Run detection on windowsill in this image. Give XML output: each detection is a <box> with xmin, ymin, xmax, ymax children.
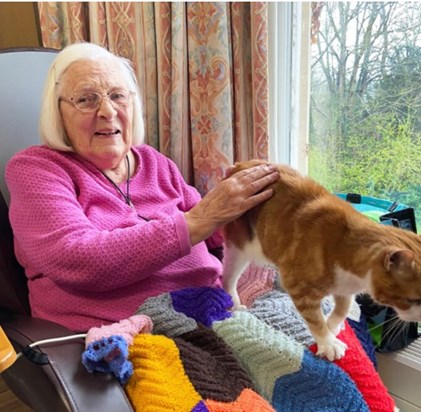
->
<box><xmin>377</xmin><ymin>337</ymin><xmax>421</xmax><ymax>411</ymax></box>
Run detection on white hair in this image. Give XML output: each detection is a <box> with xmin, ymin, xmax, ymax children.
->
<box><xmin>39</xmin><ymin>42</ymin><xmax>145</xmax><ymax>151</ymax></box>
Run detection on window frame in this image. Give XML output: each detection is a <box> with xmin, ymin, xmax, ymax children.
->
<box><xmin>268</xmin><ymin>2</ymin><xmax>311</xmax><ymax>174</ymax></box>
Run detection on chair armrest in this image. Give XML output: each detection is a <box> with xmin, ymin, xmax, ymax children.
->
<box><xmin>1</xmin><ymin>314</ymin><xmax>133</xmax><ymax>412</ymax></box>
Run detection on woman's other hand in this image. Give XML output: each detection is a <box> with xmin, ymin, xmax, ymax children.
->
<box><xmin>185</xmin><ymin>164</ymin><xmax>279</xmax><ymax>245</ymax></box>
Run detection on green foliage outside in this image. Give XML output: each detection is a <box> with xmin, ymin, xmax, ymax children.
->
<box><xmin>309</xmin><ymin>114</ymin><xmax>421</xmax><ymax>228</ymax></box>
<box><xmin>309</xmin><ymin>2</ymin><xmax>421</xmax><ymax>231</ymax></box>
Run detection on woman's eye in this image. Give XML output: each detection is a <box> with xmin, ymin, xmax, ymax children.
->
<box><xmin>76</xmin><ymin>94</ymin><xmax>97</xmax><ymax>104</ymax></box>
<box><xmin>110</xmin><ymin>91</ymin><xmax>126</xmax><ymax>101</ymax></box>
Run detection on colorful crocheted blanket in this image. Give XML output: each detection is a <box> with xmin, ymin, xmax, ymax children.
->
<box><xmin>82</xmin><ymin>266</ymin><xmax>396</xmax><ymax>412</ymax></box>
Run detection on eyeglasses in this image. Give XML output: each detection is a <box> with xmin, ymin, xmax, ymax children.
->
<box><xmin>59</xmin><ymin>89</ymin><xmax>134</xmax><ymax>113</ymax></box>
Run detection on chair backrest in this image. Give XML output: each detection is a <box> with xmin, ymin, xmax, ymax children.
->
<box><xmin>0</xmin><ymin>47</ymin><xmax>57</xmax><ymax>204</ymax></box>
<box><xmin>0</xmin><ymin>48</ymin><xmax>58</xmax><ymax>315</ymax></box>
<box><xmin>0</xmin><ymin>190</ymin><xmax>29</xmax><ymax>314</ymax></box>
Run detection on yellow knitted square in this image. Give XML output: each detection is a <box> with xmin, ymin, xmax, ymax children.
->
<box><xmin>126</xmin><ymin>334</ymin><xmax>202</xmax><ymax>411</ymax></box>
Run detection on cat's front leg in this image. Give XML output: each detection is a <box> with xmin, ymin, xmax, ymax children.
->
<box><xmin>222</xmin><ymin>243</ymin><xmax>249</xmax><ymax>310</ymax></box>
<box><xmin>327</xmin><ymin>294</ymin><xmax>353</xmax><ymax>336</ymax></box>
<box><xmin>293</xmin><ymin>296</ymin><xmax>348</xmax><ymax>361</ymax></box>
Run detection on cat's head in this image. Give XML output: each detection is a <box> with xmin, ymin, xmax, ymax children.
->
<box><xmin>371</xmin><ymin>241</ymin><xmax>421</xmax><ymax>321</ymax></box>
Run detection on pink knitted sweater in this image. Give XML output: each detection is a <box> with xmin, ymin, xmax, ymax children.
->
<box><xmin>6</xmin><ymin>145</ymin><xmax>223</xmax><ymax>332</ymax></box>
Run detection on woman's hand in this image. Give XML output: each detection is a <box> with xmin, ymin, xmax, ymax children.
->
<box><xmin>184</xmin><ymin>164</ymin><xmax>279</xmax><ymax>246</ymax></box>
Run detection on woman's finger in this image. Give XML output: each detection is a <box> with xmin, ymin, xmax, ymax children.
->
<box><xmin>247</xmin><ymin>170</ymin><xmax>279</xmax><ymax>194</ymax></box>
<box><xmin>234</xmin><ymin>164</ymin><xmax>277</xmax><ymax>182</ymax></box>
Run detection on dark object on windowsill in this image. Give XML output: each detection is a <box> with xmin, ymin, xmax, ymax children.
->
<box><xmin>380</xmin><ymin>207</ymin><xmax>417</xmax><ymax>233</ymax></box>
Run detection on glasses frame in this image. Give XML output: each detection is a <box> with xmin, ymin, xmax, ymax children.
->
<box><xmin>59</xmin><ymin>88</ymin><xmax>135</xmax><ymax>113</ymax></box>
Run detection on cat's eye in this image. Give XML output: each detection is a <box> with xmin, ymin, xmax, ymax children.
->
<box><xmin>406</xmin><ymin>298</ymin><xmax>421</xmax><ymax>305</ymax></box>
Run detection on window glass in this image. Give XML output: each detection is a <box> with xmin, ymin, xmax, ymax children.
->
<box><xmin>310</xmin><ymin>2</ymin><xmax>421</xmax><ymax>228</ymax></box>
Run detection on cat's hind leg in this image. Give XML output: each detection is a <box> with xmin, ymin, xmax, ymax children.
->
<box><xmin>327</xmin><ymin>295</ymin><xmax>353</xmax><ymax>336</ymax></box>
<box><xmin>222</xmin><ymin>243</ymin><xmax>250</xmax><ymax>310</ymax></box>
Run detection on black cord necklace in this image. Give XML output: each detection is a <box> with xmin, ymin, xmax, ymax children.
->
<box><xmin>101</xmin><ymin>155</ymin><xmax>133</xmax><ymax>207</ymax></box>
<box><xmin>99</xmin><ymin>155</ymin><xmax>150</xmax><ymax>221</ymax></box>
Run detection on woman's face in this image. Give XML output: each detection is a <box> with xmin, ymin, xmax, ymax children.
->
<box><xmin>58</xmin><ymin>59</ymin><xmax>134</xmax><ymax>170</ymax></box>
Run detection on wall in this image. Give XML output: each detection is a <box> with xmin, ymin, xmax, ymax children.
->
<box><xmin>0</xmin><ymin>2</ymin><xmax>40</xmax><ymax>49</ymax></box>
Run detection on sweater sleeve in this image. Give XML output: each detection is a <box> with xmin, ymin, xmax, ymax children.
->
<box><xmin>5</xmin><ymin>149</ymin><xmax>193</xmax><ymax>293</ymax></box>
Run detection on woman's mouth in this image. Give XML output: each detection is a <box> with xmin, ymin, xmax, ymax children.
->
<box><xmin>95</xmin><ymin>130</ymin><xmax>121</xmax><ymax>136</ymax></box>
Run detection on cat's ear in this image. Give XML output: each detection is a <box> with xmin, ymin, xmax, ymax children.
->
<box><xmin>383</xmin><ymin>248</ymin><xmax>415</xmax><ymax>272</ymax></box>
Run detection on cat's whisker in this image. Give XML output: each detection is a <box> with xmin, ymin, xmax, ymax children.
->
<box><xmin>378</xmin><ymin>316</ymin><xmax>408</xmax><ymax>347</ymax></box>
<box><xmin>386</xmin><ymin>324</ymin><xmax>406</xmax><ymax>347</ymax></box>
<box><xmin>382</xmin><ymin>321</ymin><xmax>400</xmax><ymax>344</ymax></box>
<box><xmin>368</xmin><ymin>315</ymin><xmax>399</xmax><ymax>331</ymax></box>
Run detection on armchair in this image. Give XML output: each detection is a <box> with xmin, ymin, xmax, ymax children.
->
<box><xmin>0</xmin><ymin>48</ymin><xmax>133</xmax><ymax>412</ymax></box>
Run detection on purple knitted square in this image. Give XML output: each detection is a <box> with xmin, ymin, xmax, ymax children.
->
<box><xmin>170</xmin><ymin>287</ymin><xmax>233</xmax><ymax>327</ymax></box>
<box><xmin>192</xmin><ymin>401</ymin><xmax>209</xmax><ymax>411</ymax></box>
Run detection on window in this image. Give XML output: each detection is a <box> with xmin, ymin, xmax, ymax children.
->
<box><xmin>269</xmin><ymin>2</ymin><xmax>420</xmax><ymax>228</ymax></box>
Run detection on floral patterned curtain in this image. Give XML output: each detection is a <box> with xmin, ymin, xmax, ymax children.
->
<box><xmin>38</xmin><ymin>2</ymin><xmax>269</xmax><ymax>195</ymax></box>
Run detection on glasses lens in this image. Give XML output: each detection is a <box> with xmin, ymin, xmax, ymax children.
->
<box><xmin>109</xmin><ymin>90</ymin><xmax>132</xmax><ymax>106</ymax></box>
<box><xmin>71</xmin><ymin>89</ymin><xmax>132</xmax><ymax>112</ymax></box>
<box><xmin>74</xmin><ymin>92</ymin><xmax>100</xmax><ymax>111</ymax></box>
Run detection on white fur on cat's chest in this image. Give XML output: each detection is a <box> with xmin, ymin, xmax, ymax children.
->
<box><xmin>331</xmin><ymin>266</ymin><xmax>371</xmax><ymax>295</ymax></box>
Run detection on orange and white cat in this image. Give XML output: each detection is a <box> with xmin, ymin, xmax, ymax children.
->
<box><xmin>222</xmin><ymin>160</ymin><xmax>421</xmax><ymax>361</ymax></box>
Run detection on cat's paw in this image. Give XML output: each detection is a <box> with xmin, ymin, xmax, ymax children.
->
<box><xmin>316</xmin><ymin>336</ymin><xmax>348</xmax><ymax>361</ymax></box>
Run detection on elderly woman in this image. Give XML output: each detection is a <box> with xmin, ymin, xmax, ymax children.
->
<box><xmin>5</xmin><ymin>43</ymin><xmax>278</xmax><ymax>332</ymax></box>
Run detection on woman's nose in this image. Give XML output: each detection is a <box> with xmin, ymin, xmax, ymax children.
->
<box><xmin>96</xmin><ymin>96</ymin><xmax>117</xmax><ymax>118</ymax></box>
